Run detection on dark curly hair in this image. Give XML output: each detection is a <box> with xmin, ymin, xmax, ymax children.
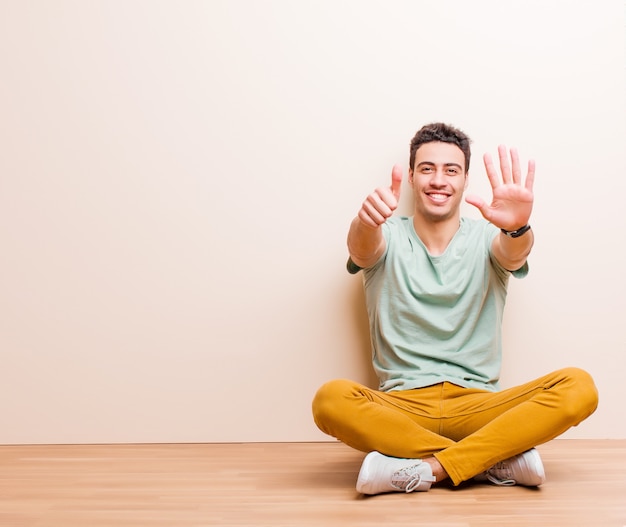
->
<box><xmin>409</xmin><ymin>123</ymin><xmax>472</xmax><ymax>173</ymax></box>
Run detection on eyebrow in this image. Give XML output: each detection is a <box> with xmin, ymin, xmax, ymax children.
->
<box><xmin>416</xmin><ymin>161</ymin><xmax>463</xmax><ymax>170</ymax></box>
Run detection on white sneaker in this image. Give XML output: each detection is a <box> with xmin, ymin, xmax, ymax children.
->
<box><xmin>356</xmin><ymin>451</ymin><xmax>436</xmax><ymax>495</ymax></box>
<box><xmin>475</xmin><ymin>448</ymin><xmax>546</xmax><ymax>487</ymax></box>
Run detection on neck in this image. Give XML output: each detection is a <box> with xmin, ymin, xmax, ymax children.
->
<box><xmin>412</xmin><ymin>214</ymin><xmax>461</xmax><ymax>256</ymax></box>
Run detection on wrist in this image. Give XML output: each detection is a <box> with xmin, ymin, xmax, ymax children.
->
<box><xmin>500</xmin><ymin>224</ymin><xmax>531</xmax><ymax>238</ymax></box>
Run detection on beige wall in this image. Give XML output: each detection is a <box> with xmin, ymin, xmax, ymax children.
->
<box><xmin>0</xmin><ymin>0</ymin><xmax>624</xmax><ymax>444</ymax></box>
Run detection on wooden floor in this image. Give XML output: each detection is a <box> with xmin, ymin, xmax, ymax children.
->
<box><xmin>1</xmin><ymin>440</ymin><xmax>624</xmax><ymax>527</ymax></box>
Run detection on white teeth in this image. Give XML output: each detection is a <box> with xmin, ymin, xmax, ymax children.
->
<box><xmin>428</xmin><ymin>193</ymin><xmax>448</xmax><ymax>201</ymax></box>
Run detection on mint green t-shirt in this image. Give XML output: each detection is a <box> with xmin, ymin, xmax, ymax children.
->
<box><xmin>362</xmin><ymin>216</ymin><xmax>528</xmax><ymax>393</ymax></box>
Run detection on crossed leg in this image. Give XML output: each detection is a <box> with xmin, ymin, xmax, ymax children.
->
<box><xmin>312</xmin><ymin>367</ymin><xmax>598</xmax><ymax>485</ymax></box>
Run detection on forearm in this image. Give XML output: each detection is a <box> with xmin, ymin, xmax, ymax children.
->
<box><xmin>492</xmin><ymin>227</ymin><xmax>534</xmax><ymax>271</ymax></box>
<box><xmin>347</xmin><ymin>217</ymin><xmax>386</xmax><ymax>269</ymax></box>
<box><xmin>348</xmin><ymin>165</ymin><xmax>402</xmax><ymax>268</ymax></box>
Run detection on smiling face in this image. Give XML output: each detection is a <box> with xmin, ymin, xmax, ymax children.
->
<box><xmin>409</xmin><ymin>141</ymin><xmax>468</xmax><ymax>223</ymax></box>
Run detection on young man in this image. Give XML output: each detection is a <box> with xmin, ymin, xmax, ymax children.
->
<box><xmin>312</xmin><ymin>122</ymin><xmax>598</xmax><ymax>495</ymax></box>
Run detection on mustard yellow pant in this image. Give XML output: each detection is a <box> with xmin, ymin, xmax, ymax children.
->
<box><xmin>312</xmin><ymin>367</ymin><xmax>598</xmax><ymax>485</ymax></box>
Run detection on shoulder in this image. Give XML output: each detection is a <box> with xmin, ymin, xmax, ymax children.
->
<box><xmin>380</xmin><ymin>216</ymin><xmax>414</xmax><ymax>247</ymax></box>
<box><xmin>384</xmin><ymin>216</ymin><xmax>413</xmax><ymax>233</ymax></box>
<box><xmin>361</xmin><ymin>217</ymin><xmax>414</xmax><ymax>276</ymax></box>
<box><xmin>459</xmin><ymin>217</ymin><xmax>499</xmax><ymax>247</ymax></box>
<box><xmin>461</xmin><ymin>216</ymin><xmax>497</xmax><ymax>234</ymax></box>
<box><xmin>460</xmin><ymin>218</ymin><xmax>529</xmax><ymax>280</ymax></box>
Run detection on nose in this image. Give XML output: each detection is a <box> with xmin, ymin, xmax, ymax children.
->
<box><xmin>430</xmin><ymin>168</ymin><xmax>446</xmax><ymax>186</ymax></box>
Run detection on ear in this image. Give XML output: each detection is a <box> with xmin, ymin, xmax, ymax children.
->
<box><xmin>464</xmin><ymin>172</ymin><xmax>469</xmax><ymax>189</ymax></box>
<box><xmin>408</xmin><ymin>168</ymin><xmax>414</xmax><ymax>183</ymax></box>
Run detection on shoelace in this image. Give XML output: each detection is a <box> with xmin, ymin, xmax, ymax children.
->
<box><xmin>484</xmin><ymin>462</ymin><xmax>516</xmax><ymax>486</ymax></box>
<box><xmin>391</xmin><ymin>465</ymin><xmax>427</xmax><ymax>493</ymax></box>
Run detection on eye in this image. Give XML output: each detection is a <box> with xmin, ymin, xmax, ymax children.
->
<box><xmin>421</xmin><ymin>166</ymin><xmax>433</xmax><ymax>173</ymax></box>
<box><xmin>446</xmin><ymin>167</ymin><xmax>459</xmax><ymax>175</ymax></box>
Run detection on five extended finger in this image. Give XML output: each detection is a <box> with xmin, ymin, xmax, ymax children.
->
<box><xmin>498</xmin><ymin>145</ymin><xmax>512</xmax><ymax>184</ymax></box>
<box><xmin>510</xmin><ymin>147</ymin><xmax>522</xmax><ymax>185</ymax></box>
<box><xmin>525</xmin><ymin>159</ymin><xmax>536</xmax><ymax>192</ymax></box>
<box><xmin>483</xmin><ymin>152</ymin><xmax>501</xmax><ymax>189</ymax></box>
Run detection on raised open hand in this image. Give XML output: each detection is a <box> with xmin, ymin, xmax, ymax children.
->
<box><xmin>358</xmin><ymin>165</ymin><xmax>403</xmax><ymax>228</ymax></box>
<box><xmin>465</xmin><ymin>145</ymin><xmax>535</xmax><ymax>231</ymax></box>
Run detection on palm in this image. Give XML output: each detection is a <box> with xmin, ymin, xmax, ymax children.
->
<box><xmin>465</xmin><ymin>146</ymin><xmax>535</xmax><ymax>231</ymax></box>
<box><xmin>483</xmin><ymin>184</ymin><xmax>533</xmax><ymax>230</ymax></box>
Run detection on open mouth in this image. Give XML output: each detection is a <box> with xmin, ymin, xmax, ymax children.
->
<box><xmin>426</xmin><ymin>192</ymin><xmax>450</xmax><ymax>203</ymax></box>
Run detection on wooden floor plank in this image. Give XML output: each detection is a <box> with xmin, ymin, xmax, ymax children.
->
<box><xmin>0</xmin><ymin>440</ymin><xmax>624</xmax><ymax>526</ymax></box>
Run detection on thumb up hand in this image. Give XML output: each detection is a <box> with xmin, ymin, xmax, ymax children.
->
<box><xmin>357</xmin><ymin>165</ymin><xmax>403</xmax><ymax>228</ymax></box>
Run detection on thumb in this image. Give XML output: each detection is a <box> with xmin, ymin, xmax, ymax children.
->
<box><xmin>391</xmin><ymin>164</ymin><xmax>403</xmax><ymax>200</ymax></box>
<box><xmin>465</xmin><ymin>194</ymin><xmax>489</xmax><ymax>218</ymax></box>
